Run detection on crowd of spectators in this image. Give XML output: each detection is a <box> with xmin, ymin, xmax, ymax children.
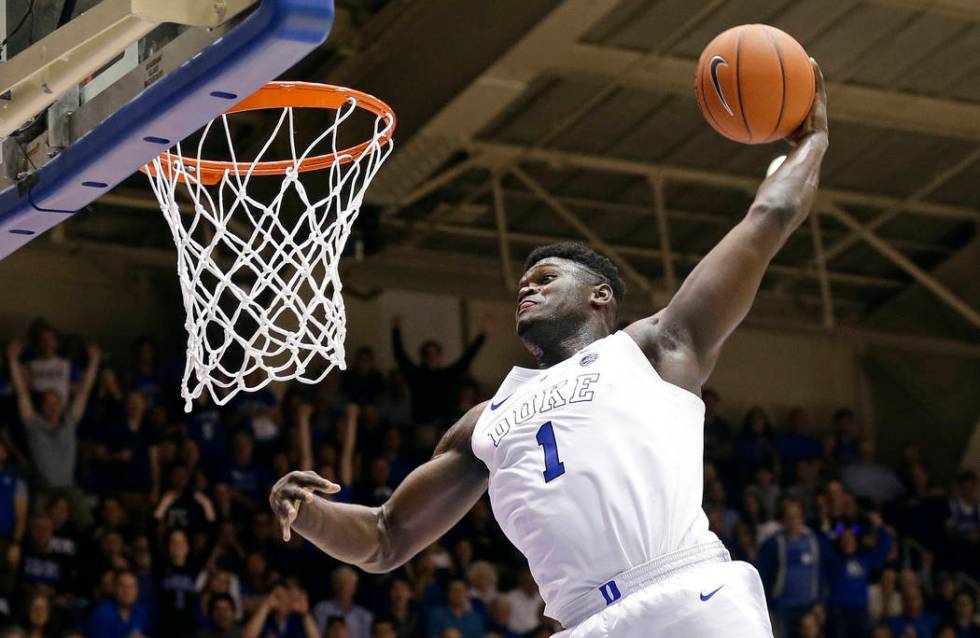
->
<box><xmin>0</xmin><ymin>317</ymin><xmax>976</xmax><ymax>638</ymax></box>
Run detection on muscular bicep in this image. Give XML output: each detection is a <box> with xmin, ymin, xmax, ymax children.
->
<box><xmin>378</xmin><ymin>403</ymin><xmax>489</xmax><ymax>568</ymax></box>
<box><xmin>632</xmin><ymin>211</ymin><xmax>784</xmax><ymax>384</ymax></box>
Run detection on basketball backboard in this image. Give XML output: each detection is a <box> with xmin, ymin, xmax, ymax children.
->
<box><xmin>0</xmin><ymin>0</ymin><xmax>336</xmax><ymax>259</ymax></box>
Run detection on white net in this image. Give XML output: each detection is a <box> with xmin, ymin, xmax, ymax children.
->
<box><xmin>145</xmin><ymin>90</ymin><xmax>394</xmax><ymax>411</ymax></box>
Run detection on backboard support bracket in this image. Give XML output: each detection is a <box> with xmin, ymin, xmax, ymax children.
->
<box><xmin>0</xmin><ymin>0</ymin><xmax>335</xmax><ymax>259</ymax></box>
<box><xmin>0</xmin><ymin>0</ymin><xmax>261</xmax><ymax>139</ymax></box>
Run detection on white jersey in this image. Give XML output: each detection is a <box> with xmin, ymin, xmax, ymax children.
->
<box><xmin>472</xmin><ymin>331</ymin><xmax>719</xmax><ymax>626</ymax></box>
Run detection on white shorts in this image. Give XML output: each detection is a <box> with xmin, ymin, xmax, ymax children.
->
<box><xmin>555</xmin><ymin>560</ymin><xmax>773</xmax><ymax>638</ymax></box>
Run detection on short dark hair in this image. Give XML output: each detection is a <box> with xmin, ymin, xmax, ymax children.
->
<box><xmin>524</xmin><ymin>242</ymin><xmax>626</xmax><ymax>302</ymax></box>
<box><xmin>208</xmin><ymin>593</ymin><xmax>235</xmax><ymax>616</ymax></box>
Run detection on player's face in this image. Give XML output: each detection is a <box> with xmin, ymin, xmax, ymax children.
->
<box><xmin>516</xmin><ymin>258</ymin><xmax>595</xmax><ymax>336</ymax></box>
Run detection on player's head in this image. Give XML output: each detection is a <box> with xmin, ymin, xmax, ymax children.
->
<box><xmin>517</xmin><ymin>242</ymin><xmax>625</xmax><ymax>346</ymax></box>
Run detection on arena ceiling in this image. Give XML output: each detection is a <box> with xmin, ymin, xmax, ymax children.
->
<box><xmin>24</xmin><ymin>0</ymin><xmax>980</xmax><ymax>353</ymax></box>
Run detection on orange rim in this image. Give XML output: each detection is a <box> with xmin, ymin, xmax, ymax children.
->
<box><xmin>142</xmin><ymin>81</ymin><xmax>396</xmax><ymax>186</ymax></box>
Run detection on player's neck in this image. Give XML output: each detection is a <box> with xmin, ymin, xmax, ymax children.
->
<box><xmin>522</xmin><ymin>320</ymin><xmax>608</xmax><ymax>368</ymax></box>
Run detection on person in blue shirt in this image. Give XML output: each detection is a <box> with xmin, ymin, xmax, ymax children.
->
<box><xmin>223</xmin><ymin>431</ymin><xmax>271</xmax><ymax>506</ymax></box>
<box><xmin>0</xmin><ymin>437</ymin><xmax>27</xmax><ymax>592</ymax></box>
<box><xmin>888</xmin><ymin>585</ymin><xmax>940</xmax><ymax>638</ymax></box>
<box><xmin>823</xmin><ymin>511</ymin><xmax>893</xmax><ymax>638</ymax></box>
<box><xmin>426</xmin><ymin>579</ymin><xmax>485</xmax><ymax>638</ymax></box>
<box><xmin>128</xmin><ymin>337</ymin><xmax>164</xmax><ymax>407</ymax></box>
<box><xmin>775</xmin><ymin>407</ymin><xmax>823</xmax><ymax>476</ymax></box>
<box><xmin>186</xmin><ymin>391</ymin><xmax>229</xmax><ymax>477</ymax></box>
<box><xmin>757</xmin><ymin>499</ymin><xmax>821</xmax><ymax>638</ymax></box>
<box><xmin>85</xmin><ymin>570</ymin><xmax>151</xmax><ymax>638</ymax></box>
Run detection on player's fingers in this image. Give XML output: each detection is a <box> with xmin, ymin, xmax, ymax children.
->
<box><xmin>809</xmin><ymin>58</ymin><xmax>829</xmax><ymax>133</ymax></box>
<box><xmin>289</xmin><ymin>471</ymin><xmax>337</xmax><ymax>491</ymax></box>
<box><xmin>277</xmin><ymin>500</ymin><xmax>296</xmax><ymax>541</ymax></box>
<box><xmin>279</xmin><ymin>485</ymin><xmax>315</xmax><ymax>503</ymax></box>
<box><xmin>810</xmin><ymin>57</ymin><xmax>825</xmax><ymax>97</ymax></box>
<box><xmin>314</xmin><ymin>483</ymin><xmax>341</xmax><ymax>495</ymax></box>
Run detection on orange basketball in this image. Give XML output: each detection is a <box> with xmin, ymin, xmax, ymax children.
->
<box><xmin>695</xmin><ymin>24</ymin><xmax>815</xmax><ymax>145</ymax></box>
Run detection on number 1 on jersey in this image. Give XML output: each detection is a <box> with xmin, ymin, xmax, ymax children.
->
<box><xmin>535</xmin><ymin>421</ymin><xmax>566</xmax><ymax>483</ymax></box>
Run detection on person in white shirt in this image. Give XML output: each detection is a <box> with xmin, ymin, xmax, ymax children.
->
<box><xmin>868</xmin><ymin>568</ymin><xmax>903</xmax><ymax>626</ymax></box>
<box><xmin>313</xmin><ymin>566</ymin><xmax>373</xmax><ymax>638</ymax></box>
<box><xmin>504</xmin><ymin>568</ymin><xmax>544</xmax><ymax>634</ymax></box>
<box><xmin>26</xmin><ymin>328</ymin><xmax>74</xmax><ymax>403</ymax></box>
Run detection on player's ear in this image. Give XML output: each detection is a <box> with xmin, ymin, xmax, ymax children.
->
<box><xmin>591</xmin><ymin>282</ymin><xmax>613</xmax><ymax>309</ymax></box>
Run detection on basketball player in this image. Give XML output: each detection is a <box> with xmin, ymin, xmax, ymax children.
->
<box><xmin>270</xmin><ymin>61</ymin><xmax>829</xmax><ymax>637</ymax></box>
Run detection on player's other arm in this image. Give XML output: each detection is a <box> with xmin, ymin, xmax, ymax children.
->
<box><xmin>627</xmin><ymin>60</ymin><xmax>829</xmax><ymax>387</ymax></box>
<box><xmin>269</xmin><ymin>401</ymin><xmax>489</xmax><ymax>573</ymax></box>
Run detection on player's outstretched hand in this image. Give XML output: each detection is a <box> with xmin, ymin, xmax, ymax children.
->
<box><xmin>786</xmin><ymin>58</ymin><xmax>828</xmax><ymax>146</ymax></box>
<box><xmin>269</xmin><ymin>470</ymin><xmax>340</xmax><ymax>541</ymax></box>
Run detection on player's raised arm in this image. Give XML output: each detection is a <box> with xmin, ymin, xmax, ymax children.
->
<box><xmin>629</xmin><ymin>60</ymin><xmax>829</xmax><ymax>388</ymax></box>
<box><xmin>269</xmin><ymin>401</ymin><xmax>489</xmax><ymax>573</ymax></box>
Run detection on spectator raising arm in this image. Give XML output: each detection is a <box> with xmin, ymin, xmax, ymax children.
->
<box><xmin>293</xmin><ymin>587</ymin><xmax>320</xmax><ymax>638</ymax></box>
<box><xmin>150</xmin><ymin>442</ymin><xmax>161</xmax><ymax>504</ymax></box>
<box><xmin>67</xmin><ymin>343</ymin><xmax>101</xmax><ymax>424</ymax></box>
<box><xmin>7</xmin><ymin>339</ymin><xmax>34</xmax><ymax>421</ymax></box>
<box><xmin>297</xmin><ymin>401</ymin><xmax>315</xmax><ymax>471</ymax></box>
<box><xmin>446</xmin><ymin>314</ymin><xmax>490</xmax><ymax>377</ymax></box>
<box><xmin>390</xmin><ymin>316</ymin><xmax>419</xmax><ymax>379</ymax></box>
<box><xmin>339</xmin><ymin>403</ymin><xmax>359</xmax><ymax>487</ymax></box>
<box><xmin>243</xmin><ymin>591</ymin><xmax>277</xmax><ymax>638</ymax></box>
<box><xmin>7</xmin><ymin>472</ymin><xmax>28</xmax><ymax>568</ymax></box>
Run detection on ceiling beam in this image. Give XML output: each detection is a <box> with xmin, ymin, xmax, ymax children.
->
<box><xmin>863</xmin><ymin>0</ymin><xmax>980</xmax><ymax>22</ymax></box>
<box><xmin>104</xmin><ymin>185</ymin><xmax>954</xmax><ymax>256</ymax></box>
<box><xmin>817</xmin><ymin>145</ymin><xmax>980</xmax><ymax>264</ymax></box>
<box><xmin>368</xmin><ymin>0</ymin><xmax>626</xmax><ymax>204</ymax></box>
<box><xmin>470</xmin><ymin>141</ymin><xmax>980</xmax><ymax>222</ymax></box>
<box><xmin>350</xmin><ymin>248</ymin><xmax>980</xmax><ymax>359</ymax></box>
<box><xmin>380</xmin><ymin>217</ymin><xmax>904</xmax><ymax>291</ymax></box>
<box><xmin>40</xmin><ymin>236</ymin><xmax>980</xmax><ymax>358</ymax></box>
<box><xmin>490</xmin><ymin>171</ymin><xmax>516</xmax><ymax>291</ymax></box>
<box><xmin>554</xmin><ymin>44</ymin><xmax>980</xmax><ymax>142</ymax></box>
<box><xmin>93</xmin><ymin>187</ymin><xmax>924</xmax><ymax>292</ymax></box>
<box><xmin>424</xmin><ymin>185</ymin><xmax>953</xmax><ymax>255</ymax></box>
<box><xmin>821</xmin><ymin>200</ymin><xmax>980</xmax><ymax>331</ymax></box>
<box><xmin>509</xmin><ymin>165</ymin><xmax>656</xmax><ymax>297</ymax></box>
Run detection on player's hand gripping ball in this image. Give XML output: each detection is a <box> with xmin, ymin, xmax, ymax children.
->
<box><xmin>696</xmin><ymin>24</ymin><xmax>815</xmax><ymax>144</ymax></box>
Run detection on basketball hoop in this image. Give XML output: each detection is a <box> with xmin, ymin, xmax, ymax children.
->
<box><xmin>143</xmin><ymin>81</ymin><xmax>396</xmax><ymax>411</ymax></box>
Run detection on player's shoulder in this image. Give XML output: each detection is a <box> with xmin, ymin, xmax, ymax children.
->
<box><xmin>622</xmin><ymin>316</ymin><xmax>703</xmax><ymax>395</ymax></box>
<box><xmin>622</xmin><ymin>312</ymin><xmax>680</xmax><ymax>361</ymax></box>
